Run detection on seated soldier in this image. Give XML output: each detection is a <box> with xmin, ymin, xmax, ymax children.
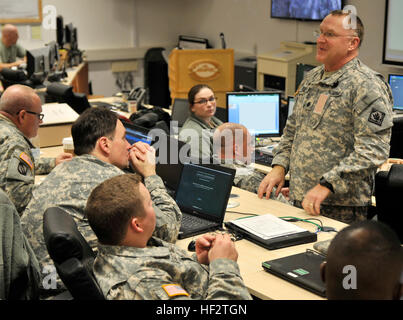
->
<box><xmin>321</xmin><ymin>220</ymin><xmax>403</xmax><ymax>300</ymax></box>
<box><xmin>0</xmin><ymin>84</ymin><xmax>71</xmax><ymax>214</ymax></box>
<box><xmin>86</xmin><ymin>173</ymin><xmax>252</xmax><ymax>300</ymax></box>
<box><xmin>21</xmin><ymin>107</ymin><xmax>181</xmax><ymax>298</ymax></box>
<box><xmin>213</xmin><ymin>122</ymin><xmax>289</xmax><ymax>203</ymax></box>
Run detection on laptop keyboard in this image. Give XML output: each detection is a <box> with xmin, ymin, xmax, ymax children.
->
<box><xmin>180</xmin><ymin>213</ymin><xmax>217</xmax><ymax>232</ymax></box>
<box><xmin>254</xmin><ymin>150</ymin><xmax>273</xmax><ymax>166</ymax></box>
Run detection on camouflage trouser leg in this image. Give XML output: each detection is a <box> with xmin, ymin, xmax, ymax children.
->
<box><xmin>293</xmin><ymin>200</ymin><xmax>368</xmax><ymax>224</ymax></box>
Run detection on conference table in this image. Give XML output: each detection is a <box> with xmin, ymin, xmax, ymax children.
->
<box><xmin>37</xmin><ymin>145</ymin><xmax>347</xmax><ymax>300</ymax></box>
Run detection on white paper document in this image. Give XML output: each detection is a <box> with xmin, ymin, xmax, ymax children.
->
<box><xmin>41</xmin><ymin>103</ymin><xmax>79</xmax><ymax>125</ymax></box>
<box><xmin>230</xmin><ymin>214</ymin><xmax>307</xmax><ymax>240</ymax></box>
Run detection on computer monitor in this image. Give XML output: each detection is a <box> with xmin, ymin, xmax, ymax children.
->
<box><xmin>64</xmin><ymin>23</ymin><xmax>77</xmax><ymax>51</ymax></box>
<box><xmin>56</xmin><ymin>15</ymin><xmax>65</xmax><ymax>48</ymax></box>
<box><xmin>388</xmin><ymin>74</ymin><xmax>403</xmax><ymax>112</ymax></box>
<box><xmin>287</xmin><ymin>96</ymin><xmax>295</xmax><ymax>118</ymax></box>
<box><xmin>46</xmin><ymin>41</ymin><xmax>60</xmax><ymax>72</ymax></box>
<box><xmin>226</xmin><ymin>91</ymin><xmax>282</xmax><ymax>137</ymax></box>
<box><xmin>295</xmin><ymin>63</ymin><xmax>316</xmax><ymax>90</ymax></box>
<box><xmin>26</xmin><ymin>47</ymin><xmax>50</xmax><ymax>85</ymax></box>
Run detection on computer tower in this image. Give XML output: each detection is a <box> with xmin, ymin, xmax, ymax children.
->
<box><xmin>234</xmin><ymin>57</ymin><xmax>257</xmax><ymax>90</ymax></box>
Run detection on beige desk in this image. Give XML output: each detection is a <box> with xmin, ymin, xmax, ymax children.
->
<box><xmin>176</xmin><ymin>186</ymin><xmax>347</xmax><ymax>300</ymax></box>
<box><xmin>38</xmin><ymin>147</ymin><xmax>346</xmax><ymax>300</ymax></box>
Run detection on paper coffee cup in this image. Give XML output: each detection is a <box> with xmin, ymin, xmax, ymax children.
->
<box><xmin>62</xmin><ymin>137</ymin><xmax>74</xmax><ymax>155</ymax></box>
<box><xmin>128</xmin><ymin>100</ymin><xmax>137</xmax><ymax>114</ymax></box>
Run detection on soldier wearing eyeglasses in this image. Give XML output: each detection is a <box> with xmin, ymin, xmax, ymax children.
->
<box><xmin>258</xmin><ymin>10</ymin><xmax>394</xmax><ymax>224</ymax></box>
<box><xmin>0</xmin><ymin>84</ymin><xmax>72</xmax><ymax>214</ymax></box>
<box><xmin>179</xmin><ymin>84</ymin><xmax>223</xmax><ymax>160</ymax></box>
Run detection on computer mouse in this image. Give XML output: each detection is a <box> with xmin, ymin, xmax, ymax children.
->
<box><xmin>187</xmin><ymin>240</ymin><xmax>196</xmax><ymax>252</ymax></box>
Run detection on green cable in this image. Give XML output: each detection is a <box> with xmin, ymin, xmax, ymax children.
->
<box><xmin>279</xmin><ymin>216</ymin><xmax>323</xmax><ymax>231</ymax></box>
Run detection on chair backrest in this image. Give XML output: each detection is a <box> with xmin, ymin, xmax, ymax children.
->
<box><xmin>43</xmin><ymin>207</ymin><xmax>105</xmax><ymax>300</ymax></box>
<box><xmin>46</xmin><ymin>82</ymin><xmax>91</xmax><ymax>114</ymax></box>
<box><xmin>171</xmin><ymin>98</ymin><xmax>190</xmax><ymax>128</ymax></box>
<box><xmin>389</xmin><ymin>117</ymin><xmax>403</xmax><ymax>159</ymax></box>
<box><xmin>375</xmin><ymin>164</ymin><xmax>403</xmax><ymax>242</ymax></box>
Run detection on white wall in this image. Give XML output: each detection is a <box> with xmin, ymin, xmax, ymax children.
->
<box><xmin>19</xmin><ymin>0</ymin><xmax>136</xmax><ymax>50</ymax></box>
<box><xmin>14</xmin><ymin>0</ymin><xmax>403</xmax><ymax>96</ymax></box>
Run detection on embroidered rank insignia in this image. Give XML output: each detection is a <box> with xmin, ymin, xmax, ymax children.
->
<box><xmin>19</xmin><ymin>152</ymin><xmax>34</xmax><ymax>170</ymax></box>
<box><xmin>368</xmin><ymin>108</ymin><xmax>385</xmax><ymax>127</ymax></box>
<box><xmin>18</xmin><ymin>163</ymin><xmax>28</xmax><ymax>175</ymax></box>
<box><xmin>161</xmin><ymin>284</ymin><xmax>189</xmax><ymax>297</ymax></box>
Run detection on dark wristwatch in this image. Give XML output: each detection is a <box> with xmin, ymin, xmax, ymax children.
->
<box><xmin>319</xmin><ymin>177</ymin><xmax>334</xmax><ymax>193</ymax></box>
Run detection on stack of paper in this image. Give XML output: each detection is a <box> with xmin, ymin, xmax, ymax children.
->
<box><xmin>230</xmin><ymin>214</ymin><xmax>307</xmax><ymax>240</ymax></box>
<box><xmin>41</xmin><ymin>103</ymin><xmax>79</xmax><ymax>125</ymax></box>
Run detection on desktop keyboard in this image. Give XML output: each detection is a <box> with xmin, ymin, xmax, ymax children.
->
<box><xmin>254</xmin><ymin>149</ymin><xmax>273</xmax><ymax>166</ymax></box>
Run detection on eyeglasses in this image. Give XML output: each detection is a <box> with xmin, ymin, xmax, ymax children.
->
<box><xmin>313</xmin><ymin>30</ymin><xmax>357</xmax><ymax>39</ymax></box>
<box><xmin>194</xmin><ymin>96</ymin><xmax>217</xmax><ymax>106</ymax></box>
<box><xmin>17</xmin><ymin>110</ymin><xmax>44</xmax><ymax>120</ymax></box>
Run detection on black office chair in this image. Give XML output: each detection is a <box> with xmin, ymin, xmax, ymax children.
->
<box><xmin>214</xmin><ymin>107</ymin><xmax>228</xmax><ymax>123</ymax></box>
<box><xmin>171</xmin><ymin>98</ymin><xmax>190</xmax><ymax>128</ymax></box>
<box><xmin>0</xmin><ymin>68</ymin><xmax>32</xmax><ymax>90</ymax></box>
<box><xmin>374</xmin><ymin>164</ymin><xmax>403</xmax><ymax>243</ymax></box>
<box><xmin>0</xmin><ymin>189</ymin><xmax>40</xmax><ymax>300</ymax></box>
<box><xmin>46</xmin><ymin>82</ymin><xmax>91</xmax><ymax>114</ymax></box>
<box><xmin>43</xmin><ymin>207</ymin><xmax>105</xmax><ymax>300</ymax></box>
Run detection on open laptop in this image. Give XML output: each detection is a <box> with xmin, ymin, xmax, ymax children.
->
<box><xmin>262</xmin><ymin>250</ymin><xmax>326</xmax><ymax>297</ymax></box>
<box><xmin>122</xmin><ymin>121</ymin><xmax>153</xmax><ymax>145</ymax></box>
<box><xmin>171</xmin><ymin>98</ymin><xmax>190</xmax><ymax>127</ymax></box>
<box><xmin>176</xmin><ymin>163</ymin><xmax>235</xmax><ymax>239</ymax></box>
<box><xmin>155</xmin><ymin>134</ymin><xmax>188</xmax><ymax>195</ymax></box>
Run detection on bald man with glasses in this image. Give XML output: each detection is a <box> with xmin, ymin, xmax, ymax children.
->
<box><xmin>0</xmin><ymin>84</ymin><xmax>72</xmax><ymax>214</ymax></box>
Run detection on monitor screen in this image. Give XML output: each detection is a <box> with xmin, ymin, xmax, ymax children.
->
<box><xmin>227</xmin><ymin>92</ymin><xmax>282</xmax><ymax>137</ymax></box>
<box><xmin>271</xmin><ymin>0</ymin><xmax>343</xmax><ymax>21</ymax></box>
<box><xmin>389</xmin><ymin>74</ymin><xmax>403</xmax><ymax>111</ymax></box>
<box><xmin>122</xmin><ymin>122</ymin><xmax>153</xmax><ymax>145</ymax></box>
<box><xmin>287</xmin><ymin>96</ymin><xmax>295</xmax><ymax>118</ymax></box>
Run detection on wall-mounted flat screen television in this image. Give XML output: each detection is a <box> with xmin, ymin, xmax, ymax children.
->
<box><xmin>271</xmin><ymin>0</ymin><xmax>344</xmax><ymax>21</ymax></box>
<box><xmin>383</xmin><ymin>0</ymin><xmax>403</xmax><ymax>66</ymax></box>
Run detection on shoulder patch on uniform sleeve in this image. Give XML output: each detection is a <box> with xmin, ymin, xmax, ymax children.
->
<box><xmin>161</xmin><ymin>284</ymin><xmax>189</xmax><ymax>298</ymax></box>
<box><xmin>19</xmin><ymin>152</ymin><xmax>34</xmax><ymax>170</ymax></box>
<box><xmin>17</xmin><ymin>162</ymin><xmax>28</xmax><ymax>175</ymax></box>
<box><xmin>368</xmin><ymin>108</ymin><xmax>386</xmax><ymax>126</ymax></box>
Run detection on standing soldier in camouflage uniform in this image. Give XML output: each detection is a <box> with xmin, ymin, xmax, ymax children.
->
<box><xmin>86</xmin><ymin>174</ymin><xmax>252</xmax><ymax>300</ymax></box>
<box><xmin>213</xmin><ymin>122</ymin><xmax>289</xmax><ymax>203</ymax></box>
<box><xmin>0</xmin><ymin>84</ymin><xmax>72</xmax><ymax>214</ymax></box>
<box><xmin>21</xmin><ymin>107</ymin><xmax>182</xmax><ymax>298</ymax></box>
<box><xmin>258</xmin><ymin>10</ymin><xmax>393</xmax><ymax>223</ymax></box>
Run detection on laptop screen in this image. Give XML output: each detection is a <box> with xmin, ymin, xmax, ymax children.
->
<box><xmin>155</xmin><ymin>134</ymin><xmax>188</xmax><ymax>191</ymax></box>
<box><xmin>388</xmin><ymin>74</ymin><xmax>403</xmax><ymax>111</ymax></box>
<box><xmin>175</xmin><ymin>164</ymin><xmax>233</xmax><ymax>222</ymax></box>
<box><xmin>226</xmin><ymin>91</ymin><xmax>281</xmax><ymax>138</ymax></box>
<box><xmin>122</xmin><ymin>121</ymin><xmax>152</xmax><ymax>145</ymax></box>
